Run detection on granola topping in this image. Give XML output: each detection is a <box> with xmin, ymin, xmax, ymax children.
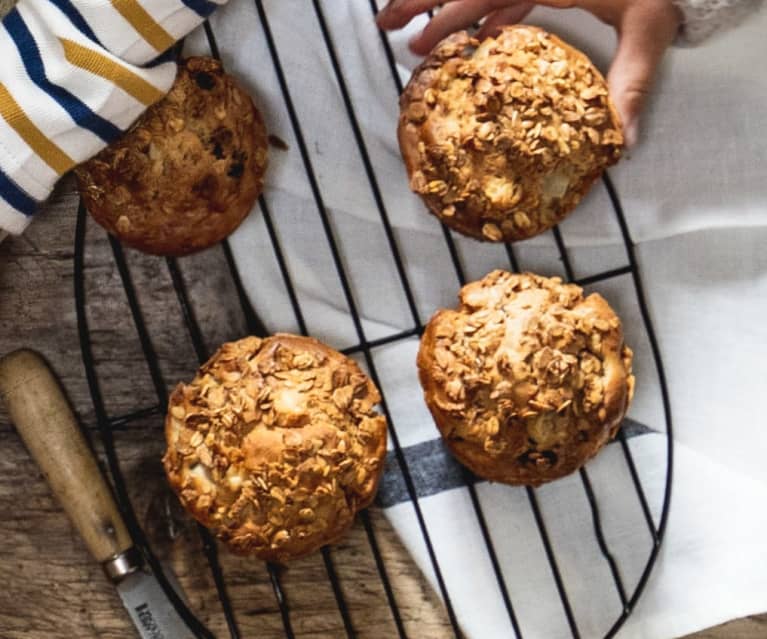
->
<box><xmin>163</xmin><ymin>335</ymin><xmax>387</xmax><ymax>561</ymax></box>
<box><xmin>399</xmin><ymin>27</ymin><xmax>623</xmax><ymax>242</ymax></box>
<box><xmin>418</xmin><ymin>271</ymin><xmax>634</xmax><ymax>485</ymax></box>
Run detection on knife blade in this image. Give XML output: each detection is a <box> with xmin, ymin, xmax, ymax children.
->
<box><xmin>0</xmin><ymin>349</ymin><xmax>196</xmax><ymax>639</ymax></box>
<box><xmin>118</xmin><ymin>567</ymin><xmax>196</xmax><ymax>639</ymax></box>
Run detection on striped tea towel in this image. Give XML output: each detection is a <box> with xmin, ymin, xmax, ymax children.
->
<box><xmin>0</xmin><ymin>0</ymin><xmax>220</xmax><ymax>234</ymax></box>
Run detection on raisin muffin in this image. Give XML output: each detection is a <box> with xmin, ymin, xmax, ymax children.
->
<box><xmin>163</xmin><ymin>335</ymin><xmax>387</xmax><ymax>562</ymax></box>
<box><xmin>77</xmin><ymin>57</ymin><xmax>268</xmax><ymax>256</ymax></box>
<box><xmin>398</xmin><ymin>26</ymin><xmax>623</xmax><ymax>243</ymax></box>
<box><xmin>417</xmin><ymin>271</ymin><xmax>634</xmax><ymax>486</ymax></box>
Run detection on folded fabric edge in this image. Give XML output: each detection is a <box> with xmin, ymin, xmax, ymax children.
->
<box><xmin>0</xmin><ymin>204</ymin><xmax>34</xmax><ymax>235</ymax></box>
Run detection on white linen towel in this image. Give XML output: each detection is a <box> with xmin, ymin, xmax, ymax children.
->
<box><xmin>183</xmin><ymin>3</ymin><xmax>767</xmax><ymax>637</ymax></box>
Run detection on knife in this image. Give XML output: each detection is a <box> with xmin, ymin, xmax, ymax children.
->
<box><xmin>0</xmin><ymin>349</ymin><xmax>196</xmax><ymax>639</ymax></box>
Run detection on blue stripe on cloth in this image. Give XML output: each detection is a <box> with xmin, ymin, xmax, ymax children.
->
<box><xmin>376</xmin><ymin>418</ymin><xmax>655</xmax><ymax>508</ymax></box>
<box><xmin>0</xmin><ymin>168</ymin><xmax>38</xmax><ymax>216</ymax></box>
<box><xmin>3</xmin><ymin>9</ymin><xmax>122</xmax><ymax>143</ymax></box>
<box><xmin>179</xmin><ymin>0</ymin><xmax>219</xmax><ymax>18</ymax></box>
<box><xmin>44</xmin><ymin>0</ymin><xmax>102</xmax><ymax>46</ymax></box>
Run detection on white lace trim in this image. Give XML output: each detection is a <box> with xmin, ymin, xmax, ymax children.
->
<box><xmin>673</xmin><ymin>0</ymin><xmax>763</xmax><ymax>42</ymax></box>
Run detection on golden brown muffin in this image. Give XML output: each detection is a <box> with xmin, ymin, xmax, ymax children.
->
<box><xmin>76</xmin><ymin>57</ymin><xmax>268</xmax><ymax>256</ymax></box>
<box><xmin>163</xmin><ymin>335</ymin><xmax>387</xmax><ymax>562</ymax></box>
<box><xmin>398</xmin><ymin>26</ymin><xmax>623</xmax><ymax>243</ymax></box>
<box><xmin>417</xmin><ymin>271</ymin><xmax>634</xmax><ymax>486</ymax></box>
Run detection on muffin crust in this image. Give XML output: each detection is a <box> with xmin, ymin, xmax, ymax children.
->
<box><xmin>163</xmin><ymin>335</ymin><xmax>387</xmax><ymax>561</ymax></box>
<box><xmin>417</xmin><ymin>271</ymin><xmax>634</xmax><ymax>485</ymax></box>
<box><xmin>77</xmin><ymin>57</ymin><xmax>268</xmax><ymax>256</ymax></box>
<box><xmin>399</xmin><ymin>26</ymin><xmax>623</xmax><ymax>242</ymax></box>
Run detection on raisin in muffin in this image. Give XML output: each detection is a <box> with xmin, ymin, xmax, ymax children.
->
<box><xmin>398</xmin><ymin>26</ymin><xmax>623</xmax><ymax>243</ymax></box>
<box><xmin>77</xmin><ymin>56</ymin><xmax>267</xmax><ymax>256</ymax></box>
<box><xmin>417</xmin><ymin>271</ymin><xmax>634</xmax><ymax>486</ymax></box>
<box><xmin>163</xmin><ymin>335</ymin><xmax>387</xmax><ymax>562</ymax></box>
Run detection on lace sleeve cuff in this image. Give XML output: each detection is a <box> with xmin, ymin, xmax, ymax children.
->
<box><xmin>673</xmin><ymin>0</ymin><xmax>763</xmax><ymax>43</ymax></box>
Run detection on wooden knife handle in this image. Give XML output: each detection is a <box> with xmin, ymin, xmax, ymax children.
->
<box><xmin>0</xmin><ymin>349</ymin><xmax>133</xmax><ymax>564</ymax></box>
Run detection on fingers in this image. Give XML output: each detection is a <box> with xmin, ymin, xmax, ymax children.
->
<box><xmin>378</xmin><ymin>0</ymin><xmax>570</xmax><ymax>39</ymax></box>
<box><xmin>378</xmin><ymin>0</ymin><xmax>681</xmax><ymax>148</ymax></box>
<box><xmin>476</xmin><ymin>4</ymin><xmax>534</xmax><ymax>40</ymax></box>
<box><xmin>408</xmin><ymin>0</ymin><xmax>516</xmax><ymax>54</ymax></box>
<box><xmin>607</xmin><ymin>1</ymin><xmax>680</xmax><ymax>146</ymax></box>
<box><xmin>377</xmin><ymin>0</ymin><xmax>457</xmax><ymax>29</ymax></box>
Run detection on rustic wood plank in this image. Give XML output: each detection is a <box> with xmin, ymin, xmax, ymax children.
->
<box><xmin>683</xmin><ymin>617</ymin><xmax>767</xmax><ymax>639</ymax></box>
<box><xmin>0</xmin><ymin>180</ymin><xmax>94</xmax><ymax>428</ymax></box>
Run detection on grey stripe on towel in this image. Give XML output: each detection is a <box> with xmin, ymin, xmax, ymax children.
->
<box><xmin>376</xmin><ymin>418</ymin><xmax>653</xmax><ymax>508</ymax></box>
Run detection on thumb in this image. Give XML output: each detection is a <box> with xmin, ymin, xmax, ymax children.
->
<box><xmin>607</xmin><ymin>1</ymin><xmax>680</xmax><ymax>146</ymax></box>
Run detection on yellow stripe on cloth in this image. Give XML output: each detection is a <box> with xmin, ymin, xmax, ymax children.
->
<box><xmin>111</xmin><ymin>0</ymin><xmax>175</xmax><ymax>53</ymax></box>
<box><xmin>60</xmin><ymin>38</ymin><xmax>165</xmax><ymax>107</ymax></box>
<box><xmin>0</xmin><ymin>83</ymin><xmax>75</xmax><ymax>176</ymax></box>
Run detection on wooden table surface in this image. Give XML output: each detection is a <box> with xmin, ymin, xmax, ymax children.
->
<box><xmin>1</xmin><ymin>181</ymin><xmax>766</xmax><ymax>639</ymax></box>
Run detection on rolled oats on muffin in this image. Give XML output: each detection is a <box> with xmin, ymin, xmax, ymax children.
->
<box><xmin>77</xmin><ymin>56</ymin><xmax>268</xmax><ymax>256</ymax></box>
<box><xmin>398</xmin><ymin>26</ymin><xmax>623</xmax><ymax>243</ymax></box>
<box><xmin>163</xmin><ymin>335</ymin><xmax>387</xmax><ymax>562</ymax></box>
<box><xmin>417</xmin><ymin>271</ymin><xmax>634</xmax><ymax>486</ymax></box>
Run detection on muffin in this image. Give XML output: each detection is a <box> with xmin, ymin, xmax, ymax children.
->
<box><xmin>417</xmin><ymin>271</ymin><xmax>634</xmax><ymax>486</ymax></box>
<box><xmin>163</xmin><ymin>335</ymin><xmax>387</xmax><ymax>562</ymax></box>
<box><xmin>398</xmin><ymin>26</ymin><xmax>623</xmax><ymax>243</ymax></box>
<box><xmin>77</xmin><ymin>56</ymin><xmax>268</xmax><ymax>256</ymax></box>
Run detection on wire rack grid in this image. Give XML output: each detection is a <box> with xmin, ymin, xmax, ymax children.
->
<box><xmin>72</xmin><ymin>2</ymin><xmax>673</xmax><ymax>638</ymax></box>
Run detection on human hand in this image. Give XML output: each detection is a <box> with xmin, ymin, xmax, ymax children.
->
<box><xmin>377</xmin><ymin>0</ymin><xmax>682</xmax><ymax>146</ymax></box>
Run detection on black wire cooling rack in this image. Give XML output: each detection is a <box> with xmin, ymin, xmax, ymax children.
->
<box><xmin>72</xmin><ymin>2</ymin><xmax>673</xmax><ymax>638</ymax></box>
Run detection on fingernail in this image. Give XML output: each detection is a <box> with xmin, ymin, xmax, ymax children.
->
<box><xmin>624</xmin><ymin>120</ymin><xmax>638</xmax><ymax>148</ymax></box>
